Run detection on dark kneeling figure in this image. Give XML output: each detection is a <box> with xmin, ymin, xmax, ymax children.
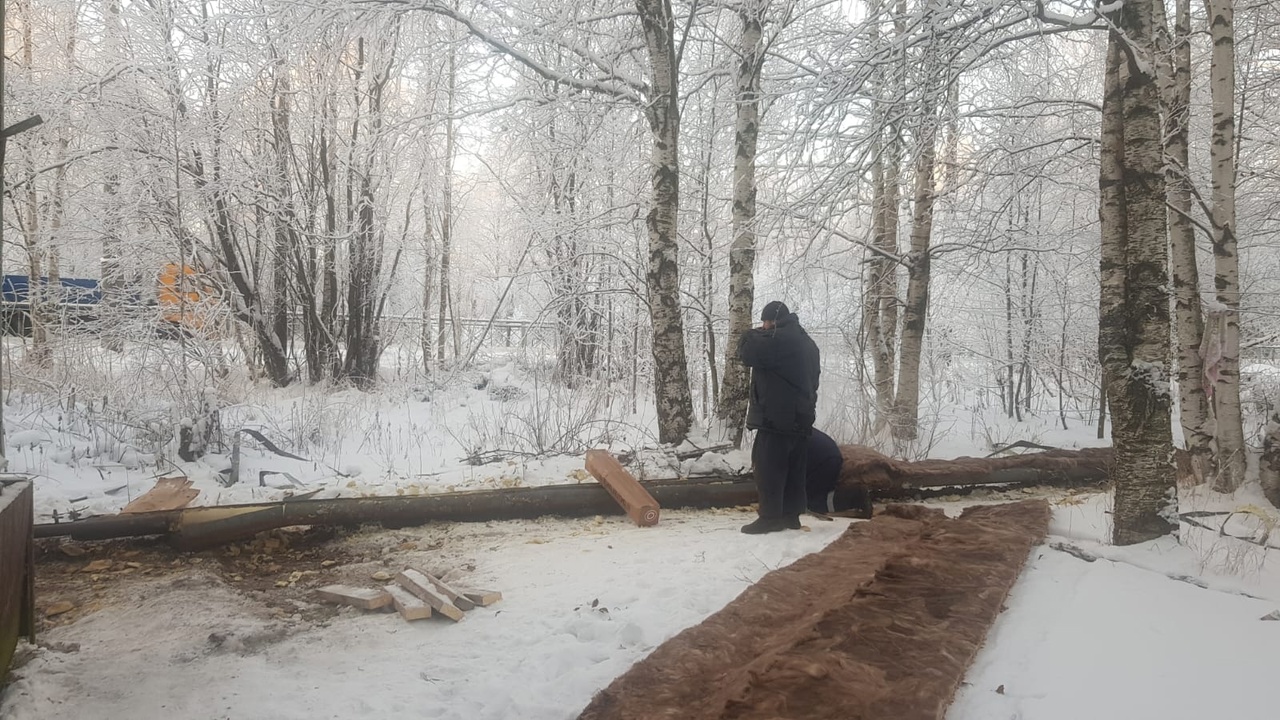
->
<box><xmin>738</xmin><ymin>300</ymin><xmax>821</xmax><ymax>534</ymax></box>
<box><xmin>804</xmin><ymin>428</ymin><xmax>873</xmax><ymax>518</ymax></box>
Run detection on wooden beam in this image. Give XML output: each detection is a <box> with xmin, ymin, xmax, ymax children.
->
<box><xmin>455</xmin><ymin>588</ymin><xmax>502</xmax><ymax>607</ymax></box>
<box><xmin>384</xmin><ymin>584</ymin><xmax>433</xmax><ymax>621</ymax></box>
<box><xmin>395</xmin><ymin>570</ymin><xmax>464</xmax><ymax>622</ymax></box>
<box><xmin>315</xmin><ymin>585</ymin><xmax>393</xmax><ymax>611</ymax></box>
<box><xmin>418</xmin><ymin>571</ymin><xmax>475</xmax><ymax>611</ymax></box>
<box><xmin>585</xmin><ymin>450</ymin><xmax>660</xmax><ymax>527</ymax></box>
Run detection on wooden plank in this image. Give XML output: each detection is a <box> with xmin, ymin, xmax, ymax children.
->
<box><xmin>122</xmin><ymin>476</ymin><xmax>200</xmax><ymax>514</ymax></box>
<box><xmin>315</xmin><ymin>585</ymin><xmax>393</xmax><ymax>611</ymax></box>
<box><xmin>454</xmin><ymin>587</ymin><xmax>503</xmax><ymax>607</ymax></box>
<box><xmin>395</xmin><ymin>570</ymin><xmax>465</xmax><ymax>622</ymax></box>
<box><xmin>384</xmin><ymin>584</ymin><xmax>433</xmax><ymax>621</ymax></box>
<box><xmin>585</xmin><ymin>449</ymin><xmax>660</xmax><ymax>527</ymax></box>
<box><xmin>420</xmin><ymin>572</ymin><xmax>475</xmax><ymax>611</ymax></box>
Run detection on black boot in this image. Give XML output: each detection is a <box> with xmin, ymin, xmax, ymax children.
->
<box><xmin>741</xmin><ymin>516</ymin><xmax>800</xmax><ymax>534</ymax></box>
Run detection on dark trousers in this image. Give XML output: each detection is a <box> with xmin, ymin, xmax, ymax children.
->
<box><xmin>751</xmin><ymin>430</ymin><xmax>809</xmax><ymax>520</ymax></box>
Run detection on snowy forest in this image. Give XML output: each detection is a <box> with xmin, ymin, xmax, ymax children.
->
<box><xmin>5</xmin><ymin>2</ymin><xmax>1280</xmax><ymax>719</ymax></box>
<box><xmin>2</xmin><ymin>0</ymin><xmax>1280</xmax><ymax>540</ymax></box>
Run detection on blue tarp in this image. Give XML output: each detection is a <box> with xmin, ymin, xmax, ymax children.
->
<box><xmin>3</xmin><ymin>275</ymin><xmax>103</xmax><ymax>305</ymax></box>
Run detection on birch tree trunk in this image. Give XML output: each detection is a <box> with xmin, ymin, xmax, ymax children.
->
<box><xmin>100</xmin><ymin>163</ymin><xmax>124</xmax><ymax>351</ymax></box>
<box><xmin>268</xmin><ymin>45</ymin><xmax>294</xmax><ymax>372</ymax></box>
<box><xmin>1205</xmin><ymin>0</ymin><xmax>1246</xmax><ymax>493</ymax></box>
<box><xmin>99</xmin><ymin>0</ymin><xmax>127</xmax><ymax>353</ymax></box>
<box><xmin>1099</xmin><ymin>8</ymin><xmax>1176</xmax><ymax>545</ymax></box>
<box><xmin>437</xmin><ymin>41</ymin><xmax>455</xmax><ymax>365</ymax></box>
<box><xmin>718</xmin><ymin>3</ymin><xmax>763</xmax><ymax>446</ymax></box>
<box><xmin>637</xmin><ymin>0</ymin><xmax>693</xmax><ymax>444</ymax></box>
<box><xmin>420</xmin><ymin>187</ymin><xmax>436</xmax><ymax>376</ymax></box>
<box><xmin>19</xmin><ymin>5</ymin><xmax>49</xmax><ymax>366</ymax></box>
<box><xmin>1158</xmin><ymin>0</ymin><xmax>1214</xmax><ymax>484</ymax></box>
<box><xmin>319</xmin><ymin>94</ymin><xmax>341</xmax><ymax>379</ymax></box>
<box><xmin>892</xmin><ymin>88</ymin><xmax>939</xmax><ymax>442</ymax></box>
<box><xmin>868</xmin><ymin>1</ymin><xmax>905</xmax><ymax>434</ymax></box>
<box><xmin>697</xmin><ymin>130</ymin><xmax>717</xmax><ymax>416</ymax></box>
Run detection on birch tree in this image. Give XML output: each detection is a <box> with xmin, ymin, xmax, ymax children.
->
<box><xmin>635</xmin><ymin>0</ymin><xmax>694</xmax><ymax>442</ymax></box>
<box><xmin>437</xmin><ymin>37</ymin><xmax>457</xmax><ymax>365</ymax></box>
<box><xmin>892</xmin><ymin>11</ymin><xmax>945</xmax><ymax>443</ymax></box>
<box><xmin>865</xmin><ymin>1</ymin><xmax>904</xmax><ymax>434</ymax></box>
<box><xmin>1156</xmin><ymin>0</ymin><xmax>1214</xmax><ymax>484</ymax></box>
<box><xmin>1204</xmin><ymin>0</ymin><xmax>1246</xmax><ymax>492</ymax></box>
<box><xmin>1098</xmin><ymin>2</ymin><xmax>1176</xmax><ymax>544</ymax></box>
<box><xmin>718</xmin><ymin>1</ymin><xmax>765</xmax><ymax>444</ymax></box>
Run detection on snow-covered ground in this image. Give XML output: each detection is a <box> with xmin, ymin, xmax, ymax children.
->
<box><xmin>947</xmin><ymin>491</ymin><xmax>1280</xmax><ymax>720</ymax></box>
<box><xmin>1</xmin><ymin>509</ymin><xmax>854</xmax><ymax>720</ymax></box>
<box><xmin>4</xmin><ymin>489</ymin><xmax>1276</xmax><ymax>720</ymax></box>
<box><xmin>3</xmin><ymin>345</ymin><xmax>741</xmax><ymax>522</ymax></box>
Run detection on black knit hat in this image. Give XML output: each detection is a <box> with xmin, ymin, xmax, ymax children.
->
<box><xmin>761</xmin><ymin>300</ymin><xmax>790</xmax><ymax>322</ymax></box>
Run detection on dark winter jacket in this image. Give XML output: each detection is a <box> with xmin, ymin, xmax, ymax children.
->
<box><xmin>739</xmin><ymin>312</ymin><xmax>821</xmax><ymax>435</ymax></box>
<box><xmin>807</xmin><ymin>429</ymin><xmax>843</xmax><ymax>480</ymax></box>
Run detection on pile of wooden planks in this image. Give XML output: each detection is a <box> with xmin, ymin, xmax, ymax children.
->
<box><xmin>315</xmin><ymin>568</ymin><xmax>501</xmax><ymax>623</ymax></box>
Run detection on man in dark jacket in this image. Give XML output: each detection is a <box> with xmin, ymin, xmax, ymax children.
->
<box><xmin>738</xmin><ymin>300</ymin><xmax>821</xmax><ymax>534</ymax></box>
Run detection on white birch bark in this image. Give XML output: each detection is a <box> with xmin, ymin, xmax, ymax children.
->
<box><xmin>1205</xmin><ymin>0</ymin><xmax>1246</xmax><ymax>492</ymax></box>
<box><xmin>1157</xmin><ymin>0</ymin><xmax>1215</xmax><ymax>484</ymax></box>
<box><xmin>718</xmin><ymin>2</ymin><xmax>764</xmax><ymax>445</ymax></box>
<box><xmin>637</xmin><ymin>0</ymin><xmax>693</xmax><ymax>444</ymax></box>
<box><xmin>1099</xmin><ymin>5</ymin><xmax>1177</xmax><ymax>545</ymax></box>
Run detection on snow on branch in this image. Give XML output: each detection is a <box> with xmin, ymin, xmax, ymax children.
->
<box><xmin>354</xmin><ymin>0</ymin><xmax>645</xmax><ymax>104</ymax></box>
<box><xmin>1034</xmin><ymin>0</ymin><xmax>1119</xmax><ymax>28</ymax></box>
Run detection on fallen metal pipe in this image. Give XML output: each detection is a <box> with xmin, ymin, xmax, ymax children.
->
<box><xmin>34</xmin><ymin>452</ymin><xmax>1112</xmax><ymax>550</ymax></box>
<box><xmin>35</xmin><ymin>477</ymin><xmax>761</xmax><ymax>549</ymax></box>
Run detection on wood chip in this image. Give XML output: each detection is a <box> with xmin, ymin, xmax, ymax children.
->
<box><xmin>121</xmin><ymin>476</ymin><xmax>200</xmax><ymax>513</ymax></box>
<box><xmin>45</xmin><ymin>601</ymin><xmax>75</xmax><ymax>617</ymax></box>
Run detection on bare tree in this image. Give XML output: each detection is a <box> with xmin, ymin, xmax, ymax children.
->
<box><xmin>343</xmin><ymin>33</ymin><xmax>399</xmax><ymax>387</ymax></box>
<box><xmin>395</xmin><ymin>0</ymin><xmax>696</xmax><ymax>442</ymax></box>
